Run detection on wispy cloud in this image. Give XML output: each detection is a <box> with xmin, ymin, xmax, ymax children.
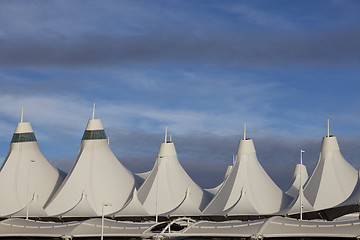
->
<box><xmin>1</xmin><ymin>0</ymin><xmax>360</xmax><ymax>191</ymax></box>
<box><xmin>221</xmin><ymin>3</ymin><xmax>295</xmax><ymax>30</ymax></box>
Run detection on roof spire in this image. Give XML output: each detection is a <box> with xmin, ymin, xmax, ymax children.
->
<box><xmin>327</xmin><ymin>118</ymin><xmax>330</xmax><ymax>137</ymax></box>
<box><xmin>164</xmin><ymin>126</ymin><xmax>168</xmax><ymax>143</ymax></box>
<box><xmin>243</xmin><ymin>122</ymin><xmax>246</xmax><ymax>140</ymax></box>
<box><xmin>92</xmin><ymin>102</ymin><xmax>95</xmax><ymax>119</ymax></box>
<box><xmin>20</xmin><ymin>107</ymin><xmax>24</xmax><ymax>123</ymax></box>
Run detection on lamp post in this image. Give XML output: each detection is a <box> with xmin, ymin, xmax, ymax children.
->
<box><xmin>26</xmin><ymin>160</ymin><xmax>35</xmax><ymax>220</ymax></box>
<box><xmin>300</xmin><ymin>150</ymin><xmax>305</xmax><ymax>220</ymax></box>
<box><xmin>101</xmin><ymin>202</ymin><xmax>111</xmax><ymax>240</ymax></box>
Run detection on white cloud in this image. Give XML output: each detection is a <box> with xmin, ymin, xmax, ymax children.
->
<box><xmin>221</xmin><ymin>3</ymin><xmax>295</xmax><ymax>30</ymax></box>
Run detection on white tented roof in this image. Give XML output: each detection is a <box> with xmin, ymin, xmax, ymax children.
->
<box><xmin>203</xmin><ymin>137</ymin><xmax>291</xmax><ymax>216</ymax></box>
<box><xmin>303</xmin><ymin>135</ymin><xmax>358</xmax><ymax>210</ymax></box>
<box><xmin>281</xmin><ymin>163</ymin><xmax>313</xmax><ymax>216</ymax></box>
<box><xmin>137</xmin><ymin>132</ymin><xmax>210</xmax><ymax>216</ymax></box>
<box><xmin>0</xmin><ymin>118</ymin><xmax>63</xmax><ymax>217</ymax></box>
<box><xmin>45</xmin><ymin>113</ymin><xmax>135</xmax><ymax>217</ymax></box>
<box><xmin>338</xmin><ymin>171</ymin><xmax>360</xmax><ymax>207</ymax></box>
<box><xmin>280</xmin><ymin>189</ymin><xmax>314</xmax><ymax>215</ymax></box>
<box><xmin>112</xmin><ymin>189</ymin><xmax>149</xmax><ymax>217</ymax></box>
<box><xmin>286</xmin><ymin>164</ymin><xmax>308</xmax><ymax>198</ymax></box>
<box><xmin>162</xmin><ymin>188</ymin><xmax>202</xmax><ymax>216</ymax></box>
<box><xmin>6</xmin><ymin>192</ymin><xmax>48</xmax><ymax>218</ymax></box>
<box><xmin>205</xmin><ymin>182</ymin><xmax>224</xmax><ymax>196</ymax></box>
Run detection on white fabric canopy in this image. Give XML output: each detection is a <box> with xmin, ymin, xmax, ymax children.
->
<box><xmin>0</xmin><ymin>121</ymin><xmax>63</xmax><ymax>217</ymax></box>
<box><xmin>286</xmin><ymin>164</ymin><xmax>308</xmax><ymax>198</ymax></box>
<box><xmin>304</xmin><ymin>136</ymin><xmax>357</xmax><ymax>210</ymax></box>
<box><xmin>137</xmin><ymin>138</ymin><xmax>210</xmax><ymax>216</ymax></box>
<box><xmin>45</xmin><ymin>118</ymin><xmax>135</xmax><ymax>216</ymax></box>
<box><xmin>203</xmin><ymin>138</ymin><xmax>291</xmax><ymax>215</ymax></box>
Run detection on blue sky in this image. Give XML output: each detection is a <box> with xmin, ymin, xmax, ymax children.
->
<box><xmin>0</xmin><ymin>0</ymin><xmax>360</xmax><ymax>189</ymax></box>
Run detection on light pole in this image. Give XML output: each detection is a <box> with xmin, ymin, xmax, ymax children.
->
<box><xmin>300</xmin><ymin>150</ymin><xmax>305</xmax><ymax>220</ymax></box>
<box><xmin>26</xmin><ymin>160</ymin><xmax>35</xmax><ymax>220</ymax></box>
<box><xmin>155</xmin><ymin>173</ymin><xmax>159</xmax><ymax>223</ymax></box>
<box><xmin>101</xmin><ymin>202</ymin><xmax>111</xmax><ymax>240</ymax></box>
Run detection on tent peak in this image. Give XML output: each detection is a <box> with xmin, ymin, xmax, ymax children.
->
<box><xmin>85</xmin><ymin>119</ymin><xmax>104</xmax><ymax>131</ymax></box>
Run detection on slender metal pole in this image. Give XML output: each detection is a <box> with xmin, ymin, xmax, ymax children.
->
<box><xmin>21</xmin><ymin>107</ymin><xmax>24</xmax><ymax>123</ymax></box>
<box><xmin>155</xmin><ymin>172</ymin><xmax>159</xmax><ymax>223</ymax></box>
<box><xmin>243</xmin><ymin>122</ymin><xmax>246</xmax><ymax>140</ymax></box>
<box><xmin>26</xmin><ymin>160</ymin><xmax>35</xmax><ymax>220</ymax></box>
<box><xmin>92</xmin><ymin>102</ymin><xmax>95</xmax><ymax>120</ymax></box>
<box><xmin>101</xmin><ymin>204</ymin><xmax>104</xmax><ymax>240</ymax></box>
<box><xmin>101</xmin><ymin>203</ymin><xmax>111</xmax><ymax>240</ymax></box>
<box><xmin>300</xmin><ymin>150</ymin><xmax>305</xmax><ymax>220</ymax></box>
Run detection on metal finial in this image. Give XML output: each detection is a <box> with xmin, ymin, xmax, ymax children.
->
<box><xmin>92</xmin><ymin>103</ymin><xmax>95</xmax><ymax>119</ymax></box>
<box><xmin>20</xmin><ymin>107</ymin><xmax>24</xmax><ymax>123</ymax></box>
<box><xmin>327</xmin><ymin>118</ymin><xmax>330</xmax><ymax>137</ymax></box>
<box><xmin>243</xmin><ymin>122</ymin><xmax>246</xmax><ymax>140</ymax></box>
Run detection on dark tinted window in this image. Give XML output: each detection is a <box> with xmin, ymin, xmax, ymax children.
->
<box><xmin>82</xmin><ymin>130</ymin><xmax>107</xmax><ymax>140</ymax></box>
<box><xmin>11</xmin><ymin>132</ymin><xmax>37</xmax><ymax>143</ymax></box>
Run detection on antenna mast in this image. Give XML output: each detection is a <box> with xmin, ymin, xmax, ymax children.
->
<box><xmin>327</xmin><ymin>118</ymin><xmax>330</xmax><ymax>137</ymax></box>
<box><xmin>243</xmin><ymin>122</ymin><xmax>246</xmax><ymax>140</ymax></box>
<box><xmin>92</xmin><ymin>103</ymin><xmax>95</xmax><ymax>119</ymax></box>
<box><xmin>20</xmin><ymin>107</ymin><xmax>24</xmax><ymax>123</ymax></box>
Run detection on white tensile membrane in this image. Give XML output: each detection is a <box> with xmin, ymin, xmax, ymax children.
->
<box><xmin>281</xmin><ymin>163</ymin><xmax>314</xmax><ymax>215</ymax></box>
<box><xmin>286</xmin><ymin>164</ymin><xmax>308</xmax><ymax>198</ymax></box>
<box><xmin>203</xmin><ymin>124</ymin><xmax>291</xmax><ymax>216</ymax></box>
<box><xmin>111</xmin><ymin>188</ymin><xmax>149</xmax><ymax>217</ymax></box>
<box><xmin>303</xmin><ymin>120</ymin><xmax>358</xmax><ymax>211</ymax></box>
<box><xmin>338</xmin><ymin>171</ymin><xmax>360</xmax><ymax>207</ymax></box>
<box><xmin>0</xmin><ymin>109</ymin><xmax>63</xmax><ymax>217</ymax></box>
<box><xmin>137</xmin><ymin>128</ymin><xmax>210</xmax><ymax>217</ymax></box>
<box><xmin>45</xmin><ymin>105</ymin><xmax>135</xmax><ymax>217</ymax></box>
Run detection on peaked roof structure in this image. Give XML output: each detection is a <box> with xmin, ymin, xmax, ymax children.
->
<box><xmin>137</xmin><ymin>128</ymin><xmax>210</xmax><ymax>216</ymax></box>
<box><xmin>203</xmin><ymin>127</ymin><xmax>291</xmax><ymax>216</ymax></box>
<box><xmin>286</xmin><ymin>164</ymin><xmax>309</xmax><ymax>198</ymax></box>
<box><xmin>281</xmin><ymin>189</ymin><xmax>314</xmax><ymax>216</ymax></box>
<box><xmin>303</xmin><ymin>122</ymin><xmax>358</xmax><ymax>211</ymax></box>
<box><xmin>6</xmin><ymin>192</ymin><xmax>49</xmax><ymax>218</ymax></box>
<box><xmin>205</xmin><ymin>182</ymin><xmax>224</xmax><ymax>196</ymax></box>
<box><xmin>112</xmin><ymin>189</ymin><xmax>149</xmax><ymax>217</ymax></box>
<box><xmin>0</xmin><ymin>110</ymin><xmax>63</xmax><ymax>217</ymax></box>
<box><xmin>162</xmin><ymin>188</ymin><xmax>203</xmax><ymax>216</ymax></box>
<box><xmin>317</xmin><ymin>171</ymin><xmax>360</xmax><ymax>220</ymax></box>
<box><xmin>283</xmin><ymin>163</ymin><xmax>314</xmax><ymax>216</ymax></box>
<box><xmin>45</xmin><ymin>106</ymin><xmax>135</xmax><ymax>217</ymax></box>
<box><xmin>340</xmin><ymin>171</ymin><xmax>360</xmax><ymax>207</ymax></box>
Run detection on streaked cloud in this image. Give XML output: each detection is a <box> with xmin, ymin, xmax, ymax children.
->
<box><xmin>0</xmin><ymin>0</ymin><xmax>360</xmax><ymax>190</ymax></box>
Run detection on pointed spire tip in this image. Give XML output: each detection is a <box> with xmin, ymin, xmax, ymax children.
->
<box><xmin>20</xmin><ymin>106</ymin><xmax>24</xmax><ymax>123</ymax></box>
<box><xmin>92</xmin><ymin>102</ymin><xmax>95</xmax><ymax>119</ymax></box>
<box><xmin>327</xmin><ymin>118</ymin><xmax>330</xmax><ymax>137</ymax></box>
<box><xmin>243</xmin><ymin>122</ymin><xmax>246</xmax><ymax>140</ymax></box>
